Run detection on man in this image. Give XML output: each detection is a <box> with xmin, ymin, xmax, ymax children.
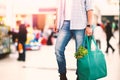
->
<box><xmin>54</xmin><ymin>0</ymin><xmax>94</xmax><ymax>80</ymax></box>
<box><xmin>17</xmin><ymin>24</ymin><xmax>27</xmax><ymax>61</ymax></box>
<box><xmin>105</xmin><ymin>22</ymin><xmax>115</xmax><ymax>53</ymax></box>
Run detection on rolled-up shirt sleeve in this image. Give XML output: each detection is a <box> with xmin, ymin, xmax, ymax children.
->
<box><xmin>85</xmin><ymin>0</ymin><xmax>94</xmax><ymax>11</ymax></box>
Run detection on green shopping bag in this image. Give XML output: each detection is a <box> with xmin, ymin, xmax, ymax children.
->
<box><xmin>77</xmin><ymin>36</ymin><xmax>107</xmax><ymax>80</ymax></box>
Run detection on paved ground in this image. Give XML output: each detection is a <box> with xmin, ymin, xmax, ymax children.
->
<box><xmin>0</xmin><ymin>30</ymin><xmax>119</xmax><ymax>80</ymax></box>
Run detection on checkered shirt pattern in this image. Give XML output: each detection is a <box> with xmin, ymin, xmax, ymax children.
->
<box><xmin>57</xmin><ymin>0</ymin><xmax>93</xmax><ymax>30</ymax></box>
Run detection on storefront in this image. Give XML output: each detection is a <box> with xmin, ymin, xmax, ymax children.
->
<box><xmin>94</xmin><ymin>0</ymin><xmax>119</xmax><ymax>24</ymax></box>
<box><xmin>9</xmin><ymin>0</ymin><xmax>57</xmax><ymax>31</ymax></box>
<box><xmin>9</xmin><ymin>0</ymin><xmax>57</xmax><ymax>50</ymax></box>
<box><xmin>15</xmin><ymin>8</ymin><xmax>57</xmax><ymax>31</ymax></box>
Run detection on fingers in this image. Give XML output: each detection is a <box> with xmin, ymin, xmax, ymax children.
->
<box><xmin>85</xmin><ymin>27</ymin><xmax>92</xmax><ymax>36</ymax></box>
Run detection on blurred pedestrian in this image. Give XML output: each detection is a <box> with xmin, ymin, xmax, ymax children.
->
<box><xmin>54</xmin><ymin>0</ymin><xmax>93</xmax><ymax>80</ymax></box>
<box><xmin>105</xmin><ymin>22</ymin><xmax>115</xmax><ymax>53</ymax></box>
<box><xmin>17</xmin><ymin>24</ymin><xmax>27</xmax><ymax>61</ymax></box>
<box><xmin>47</xmin><ymin>32</ymin><xmax>54</xmax><ymax>45</ymax></box>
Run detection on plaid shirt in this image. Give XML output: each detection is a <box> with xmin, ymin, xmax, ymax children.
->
<box><xmin>57</xmin><ymin>0</ymin><xmax>93</xmax><ymax>30</ymax></box>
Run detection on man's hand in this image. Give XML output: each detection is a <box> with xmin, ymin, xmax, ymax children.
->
<box><xmin>85</xmin><ymin>27</ymin><xmax>92</xmax><ymax>36</ymax></box>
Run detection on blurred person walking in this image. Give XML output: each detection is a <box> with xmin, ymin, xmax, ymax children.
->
<box><xmin>105</xmin><ymin>22</ymin><xmax>115</xmax><ymax>53</ymax></box>
<box><xmin>54</xmin><ymin>0</ymin><xmax>93</xmax><ymax>80</ymax></box>
<box><xmin>17</xmin><ymin>24</ymin><xmax>27</xmax><ymax>61</ymax></box>
<box><xmin>47</xmin><ymin>32</ymin><xmax>54</xmax><ymax>45</ymax></box>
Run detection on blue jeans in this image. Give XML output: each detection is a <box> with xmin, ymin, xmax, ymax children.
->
<box><xmin>55</xmin><ymin>20</ymin><xmax>85</xmax><ymax>74</ymax></box>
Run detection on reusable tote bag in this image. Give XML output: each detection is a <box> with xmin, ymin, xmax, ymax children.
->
<box><xmin>77</xmin><ymin>36</ymin><xmax>107</xmax><ymax>80</ymax></box>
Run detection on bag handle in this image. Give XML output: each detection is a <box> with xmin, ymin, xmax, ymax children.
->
<box><xmin>86</xmin><ymin>35</ymin><xmax>99</xmax><ymax>51</ymax></box>
<box><xmin>81</xmin><ymin>35</ymin><xmax>89</xmax><ymax>48</ymax></box>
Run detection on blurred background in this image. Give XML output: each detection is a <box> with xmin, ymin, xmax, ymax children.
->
<box><xmin>0</xmin><ymin>0</ymin><xmax>119</xmax><ymax>80</ymax></box>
